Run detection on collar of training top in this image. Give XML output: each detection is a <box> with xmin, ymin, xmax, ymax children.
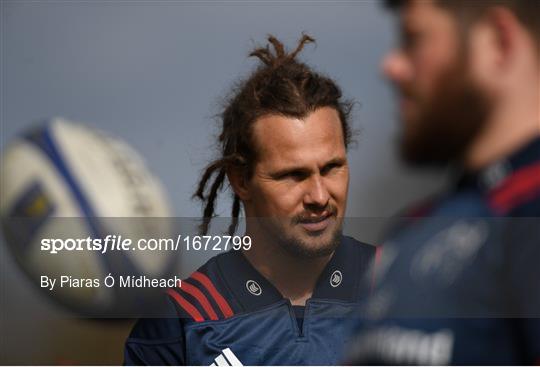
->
<box><xmin>456</xmin><ymin>136</ymin><xmax>540</xmax><ymax>193</ymax></box>
<box><xmin>214</xmin><ymin>236</ymin><xmax>368</xmax><ymax>313</ymax></box>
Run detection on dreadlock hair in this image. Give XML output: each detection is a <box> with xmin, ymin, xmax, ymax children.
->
<box><xmin>194</xmin><ymin>34</ymin><xmax>354</xmax><ymax>235</ymax></box>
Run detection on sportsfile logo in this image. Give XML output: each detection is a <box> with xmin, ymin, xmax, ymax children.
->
<box><xmin>210</xmin><ymin>348</ymin><xmax>244</xmax><ymax>366</ymax></box>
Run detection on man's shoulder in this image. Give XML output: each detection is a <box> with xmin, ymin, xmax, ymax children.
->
<box><xmin>125</xmin><ymin>294</ymin><xmax>184</xmax><ymax>345</ymax></box>
<box><xmin>123</xmin><ymin>253</ymin><xmax>240</xmax><ymax>364</ymax></box>
<box><xmin>487</xmin><ymin>173</ymin><xmax>540</xmax><ymax>217</ymax></box>
<box><xmin>163</xmin><ymin>251</ymin><xmax>239</xmax><ymax>323</ymax></box>
<box><xmin>124</xmin><ymin>294</ymin><xmax>186</xmax><ymax>365</ymax></box>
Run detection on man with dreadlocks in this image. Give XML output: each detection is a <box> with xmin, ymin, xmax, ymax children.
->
<box><xmin>123</xmin><ymin>34</ymin><xmax>375</xmax><ymax>365</ymax></box>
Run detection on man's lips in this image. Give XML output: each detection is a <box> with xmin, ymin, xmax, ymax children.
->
<box><xmin>297</xmin><ymin>213</ymin><xmax>334</xmax><ymax>232</ymax></box>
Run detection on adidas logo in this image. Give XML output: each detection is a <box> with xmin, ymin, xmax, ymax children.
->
<box><xmin>210</xmin><ymin>348</ymin><xmax>243</xmax><ymax>366</ymax></box>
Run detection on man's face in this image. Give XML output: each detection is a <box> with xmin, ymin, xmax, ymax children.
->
<box><xmin>245</xmin><ymin>107</ymin><xmax>349</xmax><ymax>258</ymax></box>
<box><xmin>383</xmin><ymin>0</ymin><xmax>491</xmax><ymax>165</ymax></box>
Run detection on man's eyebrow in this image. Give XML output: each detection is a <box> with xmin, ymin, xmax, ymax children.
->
<box><xmin>322</xmin><ymin>157</ymin><xmax>347</xmax><ymax>167</ymax></box>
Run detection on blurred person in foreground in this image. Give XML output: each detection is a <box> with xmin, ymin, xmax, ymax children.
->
<box><xmin>124</xmin><ymin>34</ymin><xmax>375</xmax><ymax>365</ymax></box>
<box><xmin>346</xmin><ymin>0</ymin><xmax>539</xmax><ymax>365</ymax></box>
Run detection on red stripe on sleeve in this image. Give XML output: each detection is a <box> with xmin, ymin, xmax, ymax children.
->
<box><xmin>165</xmin><ymin>288</ymin><xmax>205</xmax><ymax>322</ymax></box>
<box><xmin>489</xmin><ymin>163</ymin><xmax>540</xmax><ymax>213</ymax></box>
<box><xmin>370</xmin><ymin>245</ymin><xmax>383</xmax><ymax>293</ymax></box>
<box><xmin>180</xmin><ymin>281</ymin><xmax>218</xmax><ymax>320</ymax></box>
<box><xmin>191</xmin><ymin>271</ymin><xmax>234</xmax><ymax>318</ymax></box>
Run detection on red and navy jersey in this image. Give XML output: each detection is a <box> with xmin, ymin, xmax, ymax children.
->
<box><xmin>124</xmin><ymin>235</ymin><xmax>375</xmax><ymax>365</ymax></box>
<box><xmin>347</xmin><ymin>137</ymin><xmax>540</xmax><ymax>365</ymax></box>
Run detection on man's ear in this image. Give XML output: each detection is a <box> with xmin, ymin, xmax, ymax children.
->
<box><xmin>227</xmin><ymin>166</ymin><xmax>251</xmax><ymax>202</ymax></box>
<box><xmin>468</xmin><ymin>6</ymin><xmax>521</xmax><ymax>88</ymax></box>
<box><xmin>484</xmin><ymin>6</ymin><xmax>522</xmax><ymax>69</ymax></box>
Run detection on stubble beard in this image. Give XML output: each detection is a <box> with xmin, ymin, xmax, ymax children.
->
<box><xmin>399</xmin><ymin>57</ymin><xmax>492</xmax><ymax>167</ymax></box>
<box><xmin>257</xmin><ymin>215</ymin><xmax>343</xmax><ymax>259</ymax></box>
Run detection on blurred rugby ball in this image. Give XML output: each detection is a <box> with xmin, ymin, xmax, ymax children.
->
<box><xmin>0</xmin><ymin>118</ymin><xmax>174</xmax><ymax>315</ymax></box>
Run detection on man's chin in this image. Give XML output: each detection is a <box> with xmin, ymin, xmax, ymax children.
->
<box><xmin>278</xmin><ymin>227</ymin><xmax>341</xmax><ymax>259</ymax></box>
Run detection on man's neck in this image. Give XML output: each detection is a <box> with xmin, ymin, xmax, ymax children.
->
<box><xmin>242</xmin><ymin>227</ymin><xmax>333</xmax><ymax>306</ymax></box>
<box><xmin>464</xmin><ymin>90</ymin><xmax>539</xmax><ymax>170</ymax></box>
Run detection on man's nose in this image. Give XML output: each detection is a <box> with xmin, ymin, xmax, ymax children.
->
<box><xmin>304</xmin><ymin>175</ymin><xmax>330</xmax><ymax>209</ymax></box>
<box><xmin>381</xmin><ymin>49</ymin><xmax>412</xmax><ymax>84</ymax></box>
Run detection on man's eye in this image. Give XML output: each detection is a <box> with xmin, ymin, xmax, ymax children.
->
<box><xmin>403</xmin><ymin>37</ymin><xmax>416</xmax><ymax>50</ymax></box>
<box><xmin>280</xmin><ymin>172</ymin><xmax>307</xmax><ymax>181</ymax></box>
